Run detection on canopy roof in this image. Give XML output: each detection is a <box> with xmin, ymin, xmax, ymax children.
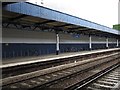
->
<box><xmin>2</xmin><ymin>2</ymin><xmax>120</xmax><ymax>38</ymax></box>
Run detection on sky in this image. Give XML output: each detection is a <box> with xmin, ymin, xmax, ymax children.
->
<box><xmin>28</xmin><ymin>0</ymin><xmax>119</xmax><ymax>28</ymax></box>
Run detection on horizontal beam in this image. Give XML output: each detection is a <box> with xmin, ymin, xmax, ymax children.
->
<box><xmin>2</xmin><ymin>2</ymin><xmax>15</xmax><ymax>6</ymax></box>
<box><xmin>55</xmin><ymin>24</ymin><xmax>72</xmax><ymax>27</ymax></box>
<box><xmin>68</xmin><ymin>27</ymin><xmax>85</xmax><ymax>30</ymax></box>
<box><xmin>9</xmin><ymin>14</ymin><xmax>28</xmax><ymax>21</ymax></box>
<box><xmin>35</xmin><ymin>20</ymin><xmax>55</xmax><ymax>25</ymax></box>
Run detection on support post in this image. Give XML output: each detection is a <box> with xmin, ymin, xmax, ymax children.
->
<box><xmin>117</xmin><ymin>39</ymin><xmax>119</xmax><ymax>47</ymax></box>
<box><xmin>56</xmin><ymin>32</ymin><xmax>59</xmax><ymax>55</ymax></box>
<box><xmin>89</xmin><ymin>35</ymin><xmax>92</xmax><ymax>50</ymax></box>
<box><xmin>106</xmin><ymin>38</ymin><xmax>109</xmax><ymax>48</ymax></box>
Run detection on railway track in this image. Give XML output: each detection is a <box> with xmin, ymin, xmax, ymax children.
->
<box><xmin>78</xmin><ymin>65</ymin><xmax>120</xmax><ymax>90</ymax></box>
<box><xmin>2</xmin><ymin>49</ymin><xmax>120</xmax><ymax>78</ymax></box>
<box><xmin>2</xmin><ymin>51</ymin><xmax>120</xmax><ymax>90</ymax></box>
<box><xmin>41</xmin><ymin>56</ymin><xmax>120</xmax><ymax>90</ymax></box>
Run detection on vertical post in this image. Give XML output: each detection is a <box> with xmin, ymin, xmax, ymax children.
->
<box><xmin>56</xmin><ymin>32</ymin><xmax>59</xmax><ymax>55</ymax></box>
<box><xmin>106</xmin><ymin>38</ymin><xmax>109</xmax><ymax>48</ymax></box>
<box><xmin>89</xmin><ymin>35</ymin><xmax>92</xmax><ymax>50</ymax></box>
<box><xmin>117</xmin><ymin>39</ymin><xmax>119</xmax><ymax>47</ymax></box>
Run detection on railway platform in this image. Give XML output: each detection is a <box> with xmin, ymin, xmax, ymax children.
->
<box><xmin>1</xmin><ymin>48</ymin><xmax>120</xmax><ymax>68</ymax></box>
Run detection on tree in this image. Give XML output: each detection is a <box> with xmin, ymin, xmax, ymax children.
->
<box><xmin>113</xmin><ymin>24</ymin><xmax>120</xmax><ymax>30</ymax></box>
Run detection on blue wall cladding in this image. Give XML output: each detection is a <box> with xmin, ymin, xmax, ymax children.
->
<box><xmin>2</xmin><ymin>43</ymin><xmax>56</xmax><ymax>59</ymax></box>
<box><xmin>60</xmin><ymin>43</ymin><xmax>89</xmax><ymax>53</ymax></box>
<box><xmin>2</xmin><ymin>43</ymin><xmax>90</xmax><ymax>59</ymax></box>
<box><xmin>108</xmin><ymin>43</ymin><xmax>117</xmax><ymax>48</ymax></box>
<box><xmin>0</xmin><ymin>43</ymin><xmax>2</xmax><ymax>59</ymax></box>
<box><xmin>92</xmin><ymin>43</ymin><xmax>106</xmax><ymax>50</ymax></box>
<box><xmin>2</xmin><ymin>43</ymin><xmax>118</xmax><ymax>59</ymax></box>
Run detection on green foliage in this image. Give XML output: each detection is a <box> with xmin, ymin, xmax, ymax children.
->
<box><xmin>113</xmin><ymin>24</ymin><xmax>120</xmax><ymax>30</ymax></box>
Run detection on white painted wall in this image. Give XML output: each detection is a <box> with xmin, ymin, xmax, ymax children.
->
<box><xmin>108</xmin><ymin>38</ymin><xmax>117</xmax><ymax>43</ymax></box>
<box><xmin>3</xmin><ymin>28</ymin><xmax>56</xmax><ymax>43</ymax></box>
<box><xmin>2</xmin><ymin>27</ymin><xmax>117</xmax><ymax>43</ymax></box>
<box><xmin>59</xmin><ymin>33</ymin><xmax>89</xmax><ymax>43</ymax></box>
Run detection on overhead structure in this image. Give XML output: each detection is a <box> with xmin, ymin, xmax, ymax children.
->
<box><xmin>2</xmin><ymin>2</ymin><xmax>120</xmax><ymax>38</ymax></box>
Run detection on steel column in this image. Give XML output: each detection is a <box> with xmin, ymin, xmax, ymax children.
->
<box><xmin>56</xmin><ymin>33</ymin><xmax>59</xmax><ymax>55</ymax></box>
<box><xmin>117</xmin><ymin>39</ymin><xmax>119</xmax><ymax>47</ymax></box>
<box><xmin>106</xmin><ymin>38</ymin><xmax>109</xmax><ymax>48</ymax></box>
<box><xmin>89</xmin><ymin>35</ymin><xmax>92</xmax><ymax>50</ymax></box>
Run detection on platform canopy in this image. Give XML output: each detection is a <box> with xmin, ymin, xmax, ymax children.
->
<box><xmin>2</xmin><ymin>2</ymin><xmax>120</xmax><ymax>38</ymax></box>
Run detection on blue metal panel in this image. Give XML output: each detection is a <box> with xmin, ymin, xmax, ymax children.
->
<box><xmin>60</xmin><ymin>43</ymin><xmax>89</xmax><ymax>52</ymax></box>
<box><xmin>92</xmin><ymin>43</ymin><xmax>106</xmax><ymax>50</ymax></box>
<box><xmin>3</xmin><ymin>43</ymin><xmax>116</xmax><ymax>59</ymax></box>
<box><xmin>2</xmin><ymin>43</ymin><xmax>56</xmax><ymax>59</ymax></box>
<box><xmin>3</xmin><ymin>2</ymin><xmax>120</xmax><ymax>35</ymax></box>
<box><xmin>2</xmin><ymin>43</ymin><xmax>111</xmax><ymax>59</ymax></box>
<box><xmin>108</xmin><ymin>43</ymin><xmax>117</xmax><ymax>48</ymax></box>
